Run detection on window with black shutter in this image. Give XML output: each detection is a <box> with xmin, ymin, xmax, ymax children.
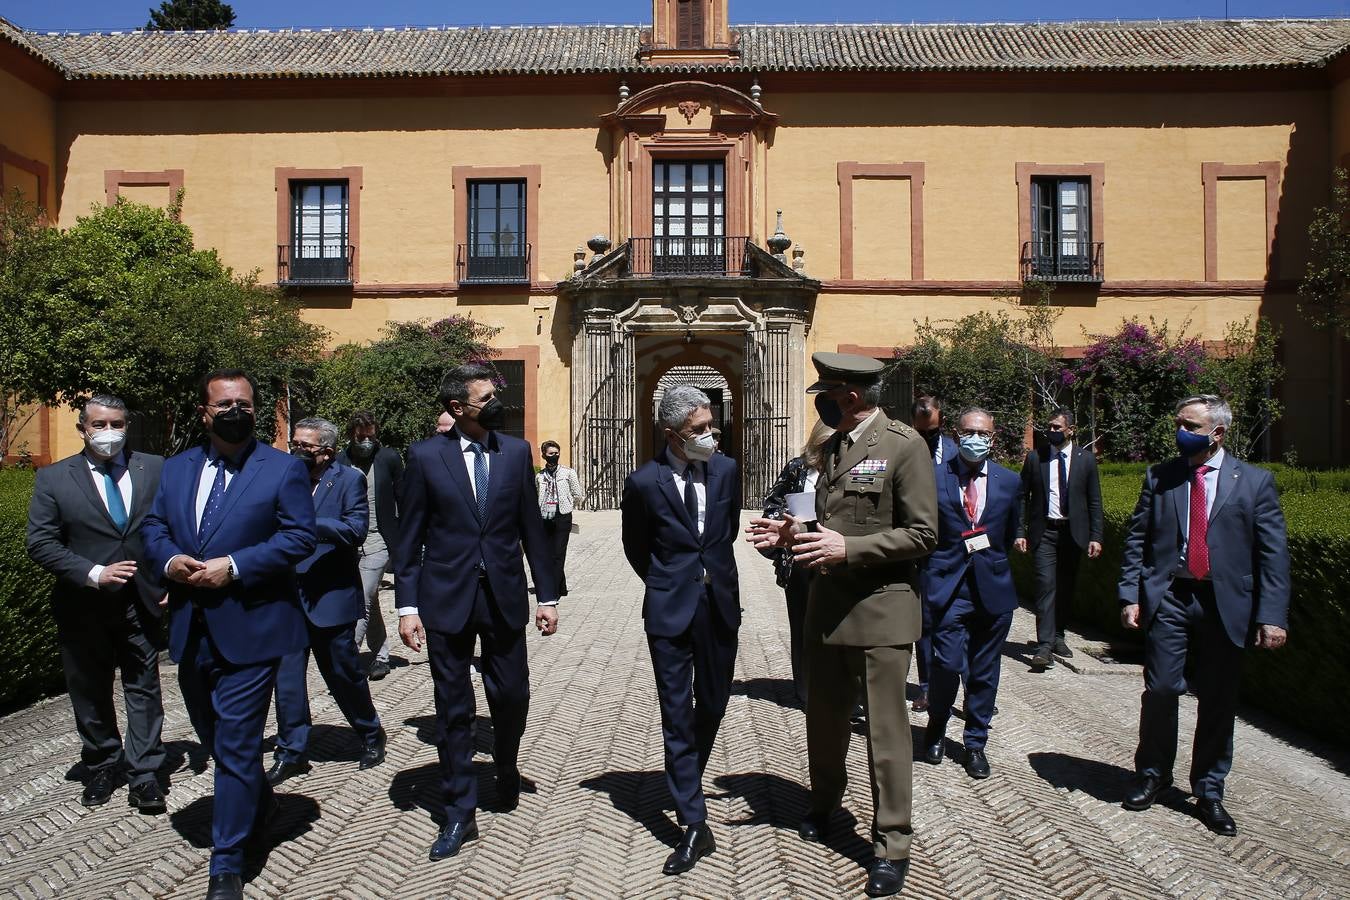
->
<box><xmin>467</xmin><ymin>180</ymin><xmax>528</xmax><ymax>283</ymax></box>
<box><xmin>653</xmin><ymin>160</ymin><xmax>725</xmax><ymax>274</ymax></box>
<box><xmin>288</xmin><ymin>181</ymin><xmax>351</xmax><ymax>283</ymax></box>
<box><xmin>494</xmin><ymin>359</ymin><xmax>527</xmax><ymax>442</ymax></box>
<box><xmin>1029</xmin><ymin>177</ymin><xmax>1095</xmax><ymax>281</ymax></box>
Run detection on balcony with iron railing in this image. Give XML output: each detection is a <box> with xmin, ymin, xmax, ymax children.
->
<box><xmin>278</xmin><ymin>244</ymin><xmax>354</xmax><ymax>286</ymax></box>
<box><xmin>1020</xmin><ymin>240</ymin><xmax>1104</xmax><ymax>283</ymax></box>
<box><xmin>457</xmin><ymin>243</ymin><xmax>531</xmax><ymax>284</ymax></box>
<box><xmin>625</xmin><ymin>235</ymin><xmax>751</xmax><ymax>278</ymax></box>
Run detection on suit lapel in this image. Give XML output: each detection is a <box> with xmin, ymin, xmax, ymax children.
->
<box><xmin>1040</xmin><ymin>450</ymin><xmax>1053</xmax><ymax>515</ymax></box>
<box><xmin>829</xmin><ymin>418</ymin><xmax>876</xmax><ymax>486</ymax></box>
<box><xmin>701</xmin><ymin>457</ymin><xmax>721</xmax><ymax>546</ymax></box>
<box><xmin>439</xmin><ymin>432</ymin><xmax>481</xmax><ymax>525</ymax></box>
<box><xmin>68</xmin><ymin>454</ymin><xmax>119</xmax><ymax>532</ymax></box>
<box><xmin>198</xmin><ymin>446</ymin><xmax>264</xmax><ymax>548</ymax></box>
<box><xmin>127</xmin><ymin>453</ymin><xmax>151</xmax><ymax>527</ymax></box>
<box><xmin>1169</xmin><ymin>460</ymin><xmax>1190</xmax><ymax>537</ymax></box>
<box><xmin>657</xmin><ymin>451</ymin><xmax>698</xmax><ymax>537</ymax></box>
<box><xmin>313</xmin><ymin>465</ymin><xmax>339</xmax><ymax>511</ymax></box>
<box><xmin>482</xmin><ymin>433</ymin><xmax>503</xmax><ymax>527</ymax></box>
<box><xmin>943</xmin><ymin>459</ymin><xmax>966</xmax><ymax>522</ymax></box>
<box><xmin>1208</xmin><ymin>453</ymin><xmax>1239</xmax><ymax>523</ymax></box>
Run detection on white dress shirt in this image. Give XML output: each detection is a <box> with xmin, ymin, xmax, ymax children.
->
<box><xmin>847</xmin><ymin>408</ymin><xmax>883</xmax><ymax>448</ymax></box>
<box><xmin>803</xmin><ymin>468</ymin><xmax>820</xmax><ymax>492</ymax></box>
<box><xmin>667</xmin><ymin>452</ymin><xmax>707</xmax><ymax>536</ymax></box>
<box><xmin>1047</xmin><ymin>441</ymin><xmax>1072</xmax><ymax>521</ymax></box>
<box><xmin>84</xmin><ymin>451</ymin><xmax>133</xmax><ymax>588</ymax></box>
<box><xmin>932</xmin><ymin>438</ymin><xmax>944</xmax><ymax>466</ymax></box>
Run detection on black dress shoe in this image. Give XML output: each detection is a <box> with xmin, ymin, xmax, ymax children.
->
<box><xmin>81</xmin><ymin>768</ymin><xmax>122</xmax><ymax>807</ymax></box>
<box><xmin>922</xmin><ymin>742</ymin><xmax>943</xmax><ymax>766</ymax></box>
<box><xmin>1052</xmin><ymin>637</ymin><xmax>1074</xmax><ymax>659</ymax></box>
<box><xmin>663</xmin><ymin>823</ymin><xmax>715</xmax><ymax>875</ymax></box>
<box><xmin>204</xmin><ymin>873</ymin><xmax>243</xmax><ymax>900</ymax></box>
<box><xmin>358</xmin><ymin>732</ymin><xmax>387</xmax><ymax>771</ymax></box>
<box><xmin>429</xmin><ymin>820</ymin><xmax>478</xmax><ymax>861</ymax></box>
<box><xmin>1196</xmin><ymin>798</ymin><xmax>1238</xmax><ymax>836</ymax></box>
<box><xmin>797</xmin><ymin>812</ymin><xmax>830</xmax><ymax>842</ymax></box>
<box><xmin>265</xmin><ymin>758</ymin><xmax>310</xmax><ymax>786</ymax></box>
<box><xmin>497</xmin><ymin>767</ymin><xmax>521</xmax><ymax>811</ymax></box>
<box><xmin>963</xmin><ymin>748</ymin><xmax>991</xmax><ymax>779</ymax></box>
<box><xmin>128</xmin><ymin>779</ymin><xmax>167</xmax><ymax>814</ymax></box>
<box><xmin>1122</xmin><ymin>774</ymin><xmax>1173</xmax><ymax>811</ymax></box>
<box><xmin>911</xmin><ymin>693</ymin><xmax>929</xmax><ymax>713</ymax></box>
<box><xmin>368</xmin><ymin>659</ymin><xmax>391</xmax><ymax>680</ymax></box>
<box><xmin>1030</xmin><ymin>645</ymin><xmax>1054</xmax><ymax>668</ymax></box>
<box><xmin>865</xmin><ymin>858</ymin><xmax>910</xmax><ymax>897</ymax></box>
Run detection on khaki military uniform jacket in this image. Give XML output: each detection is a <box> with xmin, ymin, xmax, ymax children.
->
<box><xmin>809</xmin><ymin>414</ymin><xmax>939</xmax><ymax>647</ymax></box>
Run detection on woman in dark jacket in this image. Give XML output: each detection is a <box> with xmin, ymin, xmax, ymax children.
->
<box><xmin>761</xmin><ymin>420</ymin><xmax>834</xmax><ymax>704</ymax></box>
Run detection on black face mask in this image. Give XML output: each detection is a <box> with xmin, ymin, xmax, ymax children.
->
<box><xmin>918</xmin><ymin>427</ymin><xmax>940</xmax><ymax>448</ymax></box>
<box><xmin>474</xmin><ymin>396</ymin><xmax>507</xmax><ymax>431</ymax></box>
<box><xmin>814</xmin><ymin>393</ymin><xmax>844</xmax><ymax>429</ymax></box>
<box><xmin>211</xmin><ymin>406</ymin><xmax>255</xmax><ymax>444</ymax></box>
<box><xmin>544</xmin><ymin>455</ymin><xmax>559</xmax><ymax>467</ymax></box>
<box><xmin>349</xmin><ymin>438</ymin><xmax>378</xmax><ymax>459</ymax></box>
<box><xmin>290</xmin><ymin>447</ymin><xmax>321</xmax><ymax>472</ymax></box>
<box><xmin>1046</xmin><ymin>430</ymin><xmax>1067</xmax><ymax>447</ymax></box>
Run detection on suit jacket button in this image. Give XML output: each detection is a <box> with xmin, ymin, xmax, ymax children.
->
<box><xmin>823</xmin><ymin>512</ymin><xmax>831</xmax><ymax>520</ymax></box>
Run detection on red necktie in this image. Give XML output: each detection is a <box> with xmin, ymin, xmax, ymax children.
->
<box><xmin>964</xmin><ymin>473</ymin><xmax>980</xmax><ymax>524</ymax></box>
<box><xmin>1187</xmin><ymin>465</ymin><xmax>1212</xmax><ymax>579</ymax></box>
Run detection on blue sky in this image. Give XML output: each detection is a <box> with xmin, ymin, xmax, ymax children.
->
<box><xmin>2</xmin><ymin>0</ymin><xmax>1347</xmax><ymax>32</ymax></box>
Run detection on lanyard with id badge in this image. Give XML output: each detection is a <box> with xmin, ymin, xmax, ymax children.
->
<box><xmin>961</xmin><ymin>473</ymin><xmax>990</xmax><ymax>554</ymax></box>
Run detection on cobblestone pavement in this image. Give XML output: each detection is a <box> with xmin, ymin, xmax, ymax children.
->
<box><xmin>2</xmin><ymin>510</ymin><xmax>1348</xmax><ymax>899</ymax></box>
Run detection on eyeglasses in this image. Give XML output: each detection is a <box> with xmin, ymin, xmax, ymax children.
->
<box><xmin>209</xmin><ymin>400</ymin><xmax>253</xmax><ymax>412</ymax></box>
<box><xmin>958</xmin><ymin>429</ymin><xmax>994</xmax><ymax>439</ymax></box>
<box><xmin>289</xmin><ymin>440</ymin><xmax>325</xmax><ymax>453</ymax></box>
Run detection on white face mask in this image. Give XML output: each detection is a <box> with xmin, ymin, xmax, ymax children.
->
<box><xmin>682</xmin><ymin>432</ymin><xmax>717</xmax><ymax>463</ymax></box>
<box><xmin>87</xmin><ymin>429</ymin><xmax>127</xmax><ymax>460</ymax></box>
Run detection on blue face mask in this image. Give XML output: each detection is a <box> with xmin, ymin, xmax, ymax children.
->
<box><xmin>958</xmin><ymin>434</ymin><xmax>992</xmax><ymax>463</ymax></box>
<box><xmin>1176</xmin><ymin>427</ymin><xmax>1214</xmax><ymax>457</ymax></box>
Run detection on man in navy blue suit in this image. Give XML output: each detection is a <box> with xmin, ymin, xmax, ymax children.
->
<box><xmin>621</xmin><ymin>385</ymin><xmax>741</xmax><ymax>877</ymax></box>
<box><xmin>921</xmin><ymin>406</ymin><xmax>1021</xmax><ymax>780</ymax></box>
<box><xmin>910</xmin><ymin>394</ymin><xmax>958</xmax><ymax>714</ymax></box>
<box><xmin>267</xmin><ymin>417</ymin><xmax>386</xmax><ymax>785</ymax></box>
<box><xmin>393</xmin><ymin>363</ymin><xmax>558</xmax><ymax>862</ymax></box>
<box><xmin>141</xmin><ymin>369</ymin><xmax>316</xmax><ymax>900</ymax></box>
<box><xmin>1118</xmin><ymin>394</ymin><xmax>1289</xmax><ymax>836</ymax></box>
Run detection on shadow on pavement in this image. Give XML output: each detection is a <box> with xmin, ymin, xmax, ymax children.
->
<box><xmin>1025</xmin><ymin>751</ymin><xmax>1190</xmax><ymax>817</ymax></box>
<box><xmin>731</xmin><ymin>677</ymin><xmax>803</xmax><ymax>710</ymax></box>
<box><xmin>388</xmin><ymin>760</ymin><xmax>528</xmax><ymax>827</ymax></box>
<box><xmin>579</xmin><ymin>769</ymin><xmax>684</xmax><ymax>849</ymax></box>
<box><xmin>711</xmin><ymin>771</ymin><xmax>872</xmax><ymax>870</ymax></box>
<box><xmin>402</xmin><ymin>715</ymin><xmax>494</xmax><ymax>756</ymax></box>
<box><xmin>169</xmin><ymin>792</ymin><xmax>319</xmax><ymax>883</ymax></box>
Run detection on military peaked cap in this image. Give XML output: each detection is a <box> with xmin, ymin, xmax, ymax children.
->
<box><xmin>806</xmin><ymin>352</ymin><xmax>886</xmax><ymax>393</ymax></box>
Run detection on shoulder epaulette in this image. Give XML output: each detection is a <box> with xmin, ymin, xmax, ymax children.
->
<box><xmin>887</xmin><ymin>419</ymin><xmax>914</xmax><ymax>438</ymax></box>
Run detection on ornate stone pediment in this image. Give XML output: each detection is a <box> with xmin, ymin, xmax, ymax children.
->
<box><xmin>600</xmin><ymin>81</ymin><xmax>777</xmax><ymax>135</ymax></box>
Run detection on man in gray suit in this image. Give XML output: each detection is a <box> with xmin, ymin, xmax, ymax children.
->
<box><xmin>1118</xmin><ymin>394</ymin><xmax>1289</xmax><ymax>836</ymax></box>
<box><xmin>26</xmin><ymin>394</ymin><xmax>168</xmax><ymax>813</ymax></box>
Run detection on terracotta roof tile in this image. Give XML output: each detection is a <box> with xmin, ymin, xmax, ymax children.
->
<box><xmin>4</xmin><ymin>19</ymin><xmax>1350</xmax><ymax>81</ymax></box>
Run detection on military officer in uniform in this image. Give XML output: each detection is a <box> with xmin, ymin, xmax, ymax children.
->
<box><xmin>748</xmin><ymin>352</ymin><xmax>938</xmax><ymax>898</ymax></box>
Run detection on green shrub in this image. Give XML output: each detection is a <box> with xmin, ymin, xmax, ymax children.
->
<box><xmin>1014</xmin><ymin>460</ymin><xmax>1350</xmax><ymax>745</ymax></box>
<box><xmin>0</xmin><ymin>468</ymin><xmax>61</xmax><ymax>712</ymax></box>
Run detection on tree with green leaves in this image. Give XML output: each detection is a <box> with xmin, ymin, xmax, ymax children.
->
<box><xmin>145</xmin><ymin>0</ymin><xmax>235</xmax><ymax>31</ymax></box>
<box><xmin>0</xmin><ymin>193</ymin><xmax>326</xmax><ymax>457</ymax></box>
<box><xmin>1299</xmin><ymin>167</ymin><xmax>1350</xmax><ymax>332</ymax></box>
<box><xmin>301</xmin><ymin>316</ymin><xmax>501</xmax><ymax>451</ymax></box>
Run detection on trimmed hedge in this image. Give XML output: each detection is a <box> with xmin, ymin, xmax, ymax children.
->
<box><xmin>0</xmin><ymin>468</ymin><xmax>61</xmax><ymax>712</ymax></box>
<box><xmin>1013</xmin><ymin>461</ymin><xmax>1350</xmax><ymax>745</ymax></box>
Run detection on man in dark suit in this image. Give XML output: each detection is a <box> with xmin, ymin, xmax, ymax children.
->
<box><xmin>910</xmin><ymin>394</ymin><xmax>958</xmax><ymax>713</ymax></box>
<box><xmin>394</xmin><ymin>363</ymin><xmax>558</xmax><ymax>862</ymax></box>
<box><xmin>26</xmin><ymin>394</ymin><xmax>168</xmax><ymax>814</ymax></box>
<box><xmin>141</xmin><ymin>369</ymin><xmax>316</xmax><ymax>900</ymax></box>
<box><xmin>1118</xmin><ymin>394</ymin><xmax>1289</xmax><ymax>836</ymax></box>
<box><xmin>336</xmin><ymin>410</ymin><xmax>403</xmax><ymax>680</ymax></box>
<box><xmin>921</xmin><ymin>407</ymin><xmax>1021</xmax><ymax>780</ymax></box>
<box><xmin>621</xmin><ymin>385</ymin><xmax>741</xmax><ymax>877</ymax></box>
<box><xmin>1015</xmin><ymin>408</ymin><xmax>1103</xmax><ymax>669</ymax></box>
<box><xmin>267</xmin><ymin>417</ymin><xmax>386</xmax><ymax>785</ymax></box>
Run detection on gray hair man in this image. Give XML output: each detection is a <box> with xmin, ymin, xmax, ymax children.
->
<box><xmin>1118</xmin><ymin>394</ymin><xmax>1289</xmax><ymax>837</ymax></box>
<box><xmin>621</xmin><ymin>383</ymin><xmax>742</xmax><ymax>876</ymax></box>
<box><xmin>26</xmin><ymin>393</ymin><xmax>168</xmax><ymax>813</ymax></box>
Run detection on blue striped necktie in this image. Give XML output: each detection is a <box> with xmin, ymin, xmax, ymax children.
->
<box><xmin>197</xmin><ymin>457</ymin><xmax>231</xmax><ymax>541</ymax></box>
<box><xmin>469</xmin><ymin>441</ymin><xmax>489</xmax><ymax>519</ymax></box>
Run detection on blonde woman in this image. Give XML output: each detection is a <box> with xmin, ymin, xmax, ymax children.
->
<box><xmin>759</xmin><ymin>420</ymin><xmax>834</xmax><ymax>703</ymax></box>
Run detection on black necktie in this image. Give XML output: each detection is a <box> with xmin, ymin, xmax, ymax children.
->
<box><xmin>1058</xmin><ymin>452</ymin><xmax>1069</xmax><ymax>516</ymax></box>
<box><xmin>683</xmin><ymin>465</ymin><xmax>699</xmax><ymax>534</ymax></box>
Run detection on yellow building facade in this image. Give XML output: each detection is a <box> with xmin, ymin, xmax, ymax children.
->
<box><xmin>3</xmin><ymin>4</ymin><xmax>1350</xmax><ymax>504</ymax></box>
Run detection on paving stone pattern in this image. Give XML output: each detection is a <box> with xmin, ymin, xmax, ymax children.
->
<box><xmin>2</xmin><ymin>511</ymin><xmax>1347</xmax><ymax>899</ymax></box>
